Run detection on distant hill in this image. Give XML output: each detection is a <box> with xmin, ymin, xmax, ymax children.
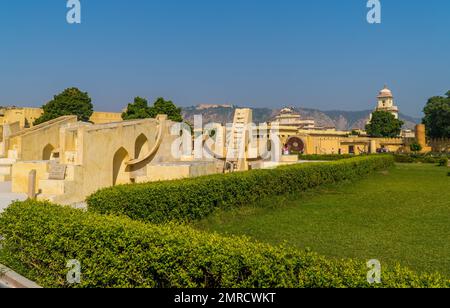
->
<box><xmin>182</xmin><ymin>106</ymin><xmax>421</xmax><ymax>131</ymax></box>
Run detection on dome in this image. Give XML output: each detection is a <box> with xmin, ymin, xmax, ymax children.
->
<box><xmin>377</xmin><ymin>85</ymin><xmax>393</xmax><ymax>98</ymax></box>
<box><xmin>280</xmin><ymin>107</ymin><xmax>294</xmax><ymax>114</ymax></box>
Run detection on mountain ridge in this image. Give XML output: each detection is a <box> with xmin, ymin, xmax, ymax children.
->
<box><xmin>182</xmin><ymin>106</ymin><xmax>421</xmax><ymax>131</ymax></box>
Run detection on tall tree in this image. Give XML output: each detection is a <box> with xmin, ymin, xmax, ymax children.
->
<box><xmin>122</xmin><ymin>97</ymin><xmax>183</xmax><ymax>122</ymax></box>
<box><xmin>34</xmin><ymin>88</ymin><xmax>93</xmax><ymax>125</ymax></box>
<box><xmin>422</xmin><ymin>91</ymin><xmax>450</xmax><ymax>139</ymax></box>
<box><xmin>122</xmin><ymin>97</ymin><xmax>152</xmax><ymax>120</ymax></box>
<box><xmin>149</xmin><ymin>97</ymin><xmax>183</xmax><ymax>122</ymax></box>
<box><xmin>366</xmin><ymin>111</ymin><xmax>404</xmax><ymax>138</ymax></box>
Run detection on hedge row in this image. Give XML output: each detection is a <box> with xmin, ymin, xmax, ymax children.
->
<box><xmin>394</xmin><ymin>153</ymin><xmax>449</xmax><ymax>164</ymax></box>
<box><xmin>0</xmin><ymin>201</ymin><xmax>447</xmax><ymax>288</ymax></box>
<box><xmin>298</xmin><ymin>154</ymin><xmax>357</xmax><ymax>161</ymax></box>
<box><xmin>87</xmin><ymin>155</ymin><xmax>394</xmax><ymax>224</ymax></box>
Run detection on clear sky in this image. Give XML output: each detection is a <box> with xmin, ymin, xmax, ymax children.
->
<box><xmin>0</xmin><ymin>0</ymin><xmax>449</xmax><ymax>117</ymax></box>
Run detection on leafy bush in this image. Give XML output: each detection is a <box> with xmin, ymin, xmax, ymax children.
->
<box><xmin>0</xmin><ymin>201</ymin><xmax>447</xmax><ymax>288</ymax></box>
<box><xmin>410</xmin><ymin>142</ymin><xmax>423</xmax><ymax>153</ymax></box>
<box><xmin>87</xmin><ymin>156</ymin><xmax>394</xmax><ymax>224</ymax></box>
<box><xmin>298</xmin><ymin>154</ymin><xmax>356</xmax><ymax>161</ymax></box>
<box><xmin>393</xmin><ymin>155</ymin><xmax>415</xmax><ymax>163</ymax></box>
<box><xmin>438</xmin><ymin>157</ymin><xmax>448</xmax><ymax>167</ymax></box>
<box><xmin>422</xmin><ymin>156</ymin><xmax>440</xmax><ymax>164</ymax></box>
<box><xmin>393</xmin><ymin>153</ymin><xmax>449</xmax><ymax>164</ymax></box>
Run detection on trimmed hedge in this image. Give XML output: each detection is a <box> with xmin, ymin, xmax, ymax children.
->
<box><xmin>298</xmin><ymin>154</ymin><xmax>356</xmax><ymax>161</ymax></box>
<box><xmin>438</xmin><ymin>157</ymin><xmax>449</xmax><ymax>167</ymax></box>
<box><xmin>87</xmin><ymin>156</ymin><xmax>394</xmax><ymax>224</ymax></box>
<box><xmin>0</xmin><ymin>201</ymin><xmax>447</xmax><ymax>288</ymax></box>
<box><xmin>394</xmin><ymin>153</ymin><xmax>450</xmax><ymax>164</ymax></box>
<box><xmin>393</xmin><ymin>154</ymin><xmax>415</xmax><ymax>163</ymax></box>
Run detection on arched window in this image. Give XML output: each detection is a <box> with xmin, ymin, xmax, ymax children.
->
<box><xmin>113</xmin><ymin>147</ymin><xmax>130</xmax><ymax>186</ymax></box>
<box><xmin>134</xmin><ymin>134</ymin><xmax>149</xmax><ymax>160</ymax></box>
<box><xmin>42</xmin><ymin>144</ymin><xmax>55</xmax><ymax>160</ymax></box>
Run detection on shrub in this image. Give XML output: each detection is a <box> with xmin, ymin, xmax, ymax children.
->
<box><xmin>422</xmin><ymin>156</ymin><xmax>440</xmax><ymax>164</ymax></box>
<box><xmin>410</xmin><ymin>142</ymin><xmax>423</xmax><ymax>153</ymax></box>
<box><xmin>0</xmin><ymin>201</ymin><xmax>447</xmax><ymax>288</ymax></box>
<box><xmin>438</xmin><ymin>157</ymin><xmax>448</xmax><ymax>167</ymax></box>
<box><xmin>393</xmin><ymin>154</ymin><xmax>415</xmax><ymax>163</ymax></box>
<box><xmin>298</xmin><ymin>154</ymin><xmax>355</xmax><ymax>161</ymax></box>
<box><xmin>393</xmin><ymin>153</ymin><xmax>449</xmax><ymax>164</ymax></box>
<box><xmin>87</xmin><ymin>156</ymin><xmax>394</xmax><ymax>224</ymax></box>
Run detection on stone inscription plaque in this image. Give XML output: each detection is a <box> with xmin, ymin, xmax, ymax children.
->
<box><xmin>49</xmin><ymin>164</ymin><xmax>67</xmax><ymax>180</ymax></box>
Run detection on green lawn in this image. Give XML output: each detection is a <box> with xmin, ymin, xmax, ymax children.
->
<box><xmin>194</xmin><ymin>164</ymin><xmax>450</xmax><ymax>277</ymax></box>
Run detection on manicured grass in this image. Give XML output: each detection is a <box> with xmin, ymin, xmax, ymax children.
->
<box><xmin>194</xmin><ymin>164</ymin><xmax>450</xmax><ymax>277</ymax></box>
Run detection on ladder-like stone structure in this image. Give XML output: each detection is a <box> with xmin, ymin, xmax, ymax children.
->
<box><xmin>225</xmin><ymin>108</ymin><xmax>253</xmax><ymax>171</ymax></box>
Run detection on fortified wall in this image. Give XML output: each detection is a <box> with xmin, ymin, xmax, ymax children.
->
<box><xmin>428</xmin><ymin>138</ymin><xmax>450</xmax><ymax>153</ymax></box>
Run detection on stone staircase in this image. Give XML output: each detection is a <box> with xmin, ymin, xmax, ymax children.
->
<box><xmin>36</xmin><ymin>162</ymin><xmax>81</xmax><ymax>204</ymax></box>
<box><xmin>226</xmin><ymin>109</ymin><xmax>253</xmax><ymax>171</ymax></box>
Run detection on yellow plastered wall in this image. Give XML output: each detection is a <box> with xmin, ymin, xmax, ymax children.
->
<box><xmin>282</xmin><ymin>133</ymin><xmax>403</xmax><ymax>155</ymax></box>
<box><xmin>0</xmin><ymin>108</ymin><xmax>43</xmax><ymax>128</ymax></box>
<box><xmin>7</xmin><ymin>116</ymin><xmax>78</xmax><ymax>161</ymax></box>
<box><xmin>0</xmin><ymin>108</ymin><xmax>123</xmax><ymax>129</ymax></box>
<box><xmin>12</xmin><ymin>161</ymin><xmax>49</xmax><ymax>193</ymax></box>
<box><xmin>67</xmin><ymin>118</ymin><xmax>179</xmax><ymax>199</ymax></box>
<box><xmin>89</xmin><ymin>112</ymin><xmax>123</xmax><ymax>124</ymax></box>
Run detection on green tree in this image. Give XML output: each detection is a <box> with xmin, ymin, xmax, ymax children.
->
<box><xmin>122</xmin><ymin>97</ymin><xmax>183</xmax><ymax>122</ymax></box>
<box><xmin>422</xmin><ymin>91</ymin><xmax>450</xmax><ymax>139</ymax></box>
<box><xmin>410</xmin><ymin>142</ymin><xmax>422</xmax><ymax>153</ymax></box>
<box><xmin>366</xmin><ymin>111</ymin><xmax>404</xmax><ymax>138</ymax></box>
<box><xmin>149</xmin><ymin>97</ymin><xmax>183</xmax><ymax>122</ymax></box>
<box><xmin>34</xmin><ymin>88</ymin><xmax>93</xmax><ymax>125</ymax></box>
<box><xmin>122</xmin><ymin>97</ymin><xmax>152</xmax><ymax>120</ymax></box>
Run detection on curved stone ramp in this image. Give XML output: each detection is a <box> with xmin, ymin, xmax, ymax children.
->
<box><xmin>125</xmin><ymin>119</ymin><xmax>164</xmax><ymax>167</ymax></box>
<box><xmin>8</xmin><ymin>115</ymin><xmax>77</xmax><ymax>139</ymax></box>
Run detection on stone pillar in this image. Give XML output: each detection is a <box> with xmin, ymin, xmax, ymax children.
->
<box><xmin>28</xmin><ymin>169</ymin><xmax>37</xmax><ymax>200</ymax></box>
<box><xmin>415</xmin><ymin>124</ymin><xmax>427</xmax><ymax>149</ymax></box>
<box><xmin>76</xmin><ymin>126</ymin><xmax>86</xmax><ymax>165</ymax></box>
<box><xmin>370</xmin><ymin>140</ymin><xmax>377</xmax><ymax>154</ymax></box>
<box><xmin>59</xmin><ymin>126</ymin><xmax>67</xmax><ymax>163</ymax></box>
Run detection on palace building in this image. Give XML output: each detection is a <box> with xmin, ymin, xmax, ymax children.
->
<box><xmin>370</xmin><ymin>85</ymin><xmax>400</xmax><ymax>120</ymax></box>
<box><xmin>270</xmin><ymin>107</ymin><xmax>315</xmax><ymax>129</ymax></box>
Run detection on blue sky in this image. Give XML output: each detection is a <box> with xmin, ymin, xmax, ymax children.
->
<box><xmin>0</xmin><ymin>0</ymin><xmax>449</xmax><ymax>117</ymax></box>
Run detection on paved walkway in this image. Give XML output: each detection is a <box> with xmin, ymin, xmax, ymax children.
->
<box><xmin>0</xmin><ymin>182</ymin><xmax>27</xmax><ymax>213</ymax></box>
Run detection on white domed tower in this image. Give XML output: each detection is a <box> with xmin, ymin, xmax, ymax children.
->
<box><xmin>374</xmin><ymin>85</ymin><xmax>399</xmax><ymax>119</ymax></box>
